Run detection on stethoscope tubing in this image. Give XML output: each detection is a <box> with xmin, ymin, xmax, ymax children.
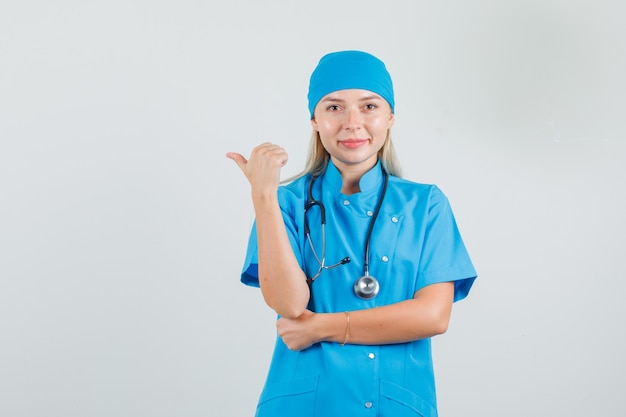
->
<box><xmin>362</xmin><ymin>169</ymin><xmax>388</xmax><ymax>277</ymax></box>
<box><xmin>304</xmin><ymin>165</ymin><xmax>389</xmax><ymax>298</ymax></box>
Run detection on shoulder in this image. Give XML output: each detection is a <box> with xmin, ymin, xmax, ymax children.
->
<box><xmin>277</xmin><ymin>175</ymin><xmax>309</xmax><ymax>212</ymax></box>
<box><xmin>279</xmin><ymin>175</ymin><xmax>308</xmax><ymax>197</ymax></box>
<box><xmin>387</xmin><ymin>175</ymin><xmax>446</xmax><ymax>200</ymax></box>
<box><xmin>385</xmin><ymin>176</ymin><xmax>454</xmax><ymax>218</ymax></box>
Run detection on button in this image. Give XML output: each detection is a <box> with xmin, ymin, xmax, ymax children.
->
<box><xmin>368</xmin><ymin>353</ymin><xmax>375</xmax><ymax>359</ymax></box>
<box><xmin>343</xmin><ymin>200</ymin><xmax>350</xmax><ymax>206</ymax></box>
<box><xmin>366</xmin><ymin>210</ymin><xmax>373</xmax><ymax>216</ymax></box>
<box><xmin>381</xmin><ymin>256</ymin><xmax>389</xmax><ymax>263</ymax></box>
<box><xmin>391</xmin><ymin>216</ymin><xmax>398</xmax><ymax>223</ymax></box>
<box><xmin>365</xmin><ymin>402</ymin><xmax>373</xmax><ymax>408</ymax></box>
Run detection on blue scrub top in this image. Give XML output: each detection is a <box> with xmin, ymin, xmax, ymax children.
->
<box><xmin>241</xmin><ymin>160</ymin><xmax>477</xmax><ymax>417</ymax></box>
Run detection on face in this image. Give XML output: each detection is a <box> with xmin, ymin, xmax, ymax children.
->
<box><xmin>311</xmin><ymin>89</ymin><xmax>394</xmax><ymax>174</ymax></box>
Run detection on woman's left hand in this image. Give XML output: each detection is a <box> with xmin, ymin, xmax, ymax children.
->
<box><xmin>276</xmin><ymin>310</ymin><xmax>319</xmax><ymax>351</ymax></box>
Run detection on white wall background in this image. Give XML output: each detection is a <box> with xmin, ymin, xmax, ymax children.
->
<box><xmin>1</xmin><ymin>1</ymin><xmax>624</xmax><ymax>416</ymax></box>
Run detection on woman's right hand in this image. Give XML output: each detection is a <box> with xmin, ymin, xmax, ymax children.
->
<box><xmin>226</xmin><ymin>142</ymin><xmax>288</xmax><ymax>197</ymax></box>
<box><xmin>228</xmin><ymin>143</ymin><xmax>310</xmax><ymax>318</ymax></box>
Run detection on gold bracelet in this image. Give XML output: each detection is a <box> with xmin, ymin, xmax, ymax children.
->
<box><xmin>341</xmin><ymin>311</ymin><xmax>351</xmax><ymax>346</ymax></box>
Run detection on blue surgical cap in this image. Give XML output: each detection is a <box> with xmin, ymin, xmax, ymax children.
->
<box><xmin>307</xmin><ymin>50</ymin><xmax>395</xmax><ymax>118</ymax></box>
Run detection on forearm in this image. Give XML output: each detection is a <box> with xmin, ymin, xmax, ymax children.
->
<box><xmin>317</xmin><ymin>282</ymin><xmax>454</xmax><ymax>345</ymax></box>
<box><xmin>254</xmin><ymin>193</ymin><xmax>309</xmax><ymax>318</ymax></box>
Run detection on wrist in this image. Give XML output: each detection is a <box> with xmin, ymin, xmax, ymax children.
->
<box><xmin>317</xmin><ymin>312</ymin><xmax>350</xmax><ymax>344</ymax></box>
<box><xmin>340</xmin><ymin>312</ymin><xmax>351</xmax><ymax>346</ymax></box>
<box><xmin>251</xmin><ymin>191</ymin><xmax>280</xmax><ymax>213</ymax></box>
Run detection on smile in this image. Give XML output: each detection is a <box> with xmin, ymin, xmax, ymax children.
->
<box><xmin>339</xmin><ymin>139</ymin><xmax>369</xmax><ymax>149</ymax></box>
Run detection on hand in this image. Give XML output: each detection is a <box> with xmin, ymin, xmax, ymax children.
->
<box><xmin>276</xmin><ymin>310</ymin><xmax>319</xmax><ymax>351</ymax></box>
<box><xmin>226</xmin><ymin>142</ymin><xmax>288</xmax><ymax>197</ymax></box>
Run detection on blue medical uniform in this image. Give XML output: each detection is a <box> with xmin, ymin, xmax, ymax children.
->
<box><xmin>240</xmin><ymin>160</ymin><xmax>477</xmax><ymax>417</ymax></box>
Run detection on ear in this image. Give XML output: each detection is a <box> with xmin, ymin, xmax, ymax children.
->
<box><xmin>311</xmin><ymin>118</ymin><xmax>319</xmax><ymax>131</ymax></box>
<box><xmin>387</xmin><ymin>112</ymin><xmax>395</xmax><ymax>129</ymax></box>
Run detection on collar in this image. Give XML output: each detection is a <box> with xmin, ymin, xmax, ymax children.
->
<box><xmin>322</xmin><ymin>159</ymin><xmax>385</xmax><ymax>195</ymax></box>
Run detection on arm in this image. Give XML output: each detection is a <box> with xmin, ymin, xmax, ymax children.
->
<box><xmin>227</xmin><ymin>144</ymin><xmax>310</xmax><ymax>318</ymax></box>
<box><xmin>277</xmin><ymin>282</ymin><xmax>454</xmax><ymax>350</ymax></box>
<box><xmin>253</xmin><ymin>192</ymin><xmax>310</xmax><ymax>318</ymax></box>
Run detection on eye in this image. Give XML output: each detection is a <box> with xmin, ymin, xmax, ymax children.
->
<box><xmin>364</xmin><ymin>103</ymin><xmax>378</xmax><ymax>111</ymax></box>
<box><xmin>326</xmin><ymin>104</ymin><xmax>341</xmax><ymax>111</ymax></box>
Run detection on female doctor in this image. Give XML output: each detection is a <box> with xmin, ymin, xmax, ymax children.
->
<box><xmin>227</xmin><ymin>50</ymin><xmax>477</xmax><ymax>417</ymax></box>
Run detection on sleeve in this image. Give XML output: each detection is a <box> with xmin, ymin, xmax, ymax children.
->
<box><xmin>240</xmin><ymin>190</ymin><xmax>303</xmax><ymax>287</ymax></box>
<box><xmin>417</xmin><ymin>186</ymin><xmax>477</xmax><ymax>302</ymax></box>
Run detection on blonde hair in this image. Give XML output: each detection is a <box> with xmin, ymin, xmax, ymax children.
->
<box><xmin>283</xmin><ymin>129</ymin><xmax>402</xmax><ymax>183</ymax></box>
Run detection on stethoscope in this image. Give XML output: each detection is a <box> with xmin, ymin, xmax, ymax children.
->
<box><xmin>304</xmin><ymin>166</ymin><xmax>389</xmax><ymax>299</ymax></box>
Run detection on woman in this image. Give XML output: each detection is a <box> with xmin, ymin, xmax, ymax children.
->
<box><xmin>227</xmin><ymin>50</ymin><xmax>477</xmax><ymax>417</ymax></box>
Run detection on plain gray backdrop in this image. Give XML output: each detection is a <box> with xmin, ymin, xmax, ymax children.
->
<box><xmin>1</xmin><ymin>1</ymin><xmax>625</xmax><ymax>416</ymax></box>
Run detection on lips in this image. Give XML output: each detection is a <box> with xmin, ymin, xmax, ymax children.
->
<box><xmin>339</xmin><ymin>139</ymin><xmax>369</xmax><ymax>149</ymax></box>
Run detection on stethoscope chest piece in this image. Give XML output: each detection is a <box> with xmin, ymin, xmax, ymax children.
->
<box><xmin>354</xmin><ymin>275</ymin><xmax>379</xmax><ymax>299</ymax></box>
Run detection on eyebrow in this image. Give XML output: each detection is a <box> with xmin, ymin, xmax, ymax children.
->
<box><xmin>320</xmin><ymin>95</ymin><xmax>383</xmax><ymax>103</ymax></box>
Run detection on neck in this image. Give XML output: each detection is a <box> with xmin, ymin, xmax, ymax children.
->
<box><xmin>340</xmin><ymin>177</ymin><xmax>360</xmax><ymax>195</ymax></box>
<box><xmin>332</xmin><ymin>158</ymin><xmax>378</xmax><ymax>195</ymax></box>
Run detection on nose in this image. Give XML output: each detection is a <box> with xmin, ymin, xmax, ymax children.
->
<box><xmin>344</xmin><ymin>107</ymin><xmax>363</xmax><ymax>131</ymax></box>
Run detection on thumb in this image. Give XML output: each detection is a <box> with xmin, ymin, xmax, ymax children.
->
<box><xmin>225</xmin><ymin>152</ymin><xmax>248</xmax><ymax>170</ymax></box>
